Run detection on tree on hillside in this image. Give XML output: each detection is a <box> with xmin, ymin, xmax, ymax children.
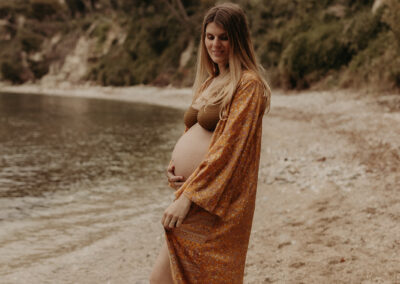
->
<box><xmin>65</xmin><ymin>0</ymin><xmax>86</xmax><ymax>18</ymax></box>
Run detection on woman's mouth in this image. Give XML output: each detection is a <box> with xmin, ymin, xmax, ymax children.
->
<box><xmin>212</xmin><ymin>50</ymin><xmax>224</xmax><ymax>57</ymax></box>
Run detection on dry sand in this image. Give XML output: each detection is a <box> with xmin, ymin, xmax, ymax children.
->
<box><xmin>0</xmin><ymin>84</ymin><xmax>399</xmax><ymax>283</ymax></box>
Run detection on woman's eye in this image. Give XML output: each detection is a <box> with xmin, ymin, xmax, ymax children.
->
<box><xmin>206</xmin><ymin>34</ymin><xmax>228</xmax><ymax>41</ymax></box>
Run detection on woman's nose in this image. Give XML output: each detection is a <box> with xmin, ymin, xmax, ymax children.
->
<box><xmin>213</xmin><ymin>38</ymin><xmax>221</xmax><ymax>48</ymax></box>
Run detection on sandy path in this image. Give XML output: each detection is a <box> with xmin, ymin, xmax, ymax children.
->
<box><xmin>0</xmin><ymin>84</ymin><xmax>399</xmax><ymax>283</ymax></box>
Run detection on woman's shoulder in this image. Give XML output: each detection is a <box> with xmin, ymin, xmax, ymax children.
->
<box><xmin>238</xmin><ymin>70</ymin><xmax>263</xmax><ymax>90</ymax></box>
<box><xmin>239</xmin><ymin>70</ymin><xmax>263</xmax><ymax>85</ymax></box>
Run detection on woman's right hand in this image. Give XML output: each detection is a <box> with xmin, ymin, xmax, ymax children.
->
<box><xmin>167</xmin><ymin>163</ymin><xmax>186</xmax><ymax>190</ymax></box>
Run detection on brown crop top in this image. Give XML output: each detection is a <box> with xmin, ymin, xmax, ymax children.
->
<box><xmin>184</xmin><ymin>103</ymin><xmax>221</xmax><ymax>132</ymax></box>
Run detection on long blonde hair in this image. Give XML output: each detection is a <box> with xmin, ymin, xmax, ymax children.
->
<box><xmin>192</xmin><ymin>2</ymin><xmax>271</xmax><ymax>118</ymax></box>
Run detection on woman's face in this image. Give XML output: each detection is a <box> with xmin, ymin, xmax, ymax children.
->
<box><xmin>205</xmin><ymin>22</ymin><xmax>230</xmax><ymax>71</ymax></box>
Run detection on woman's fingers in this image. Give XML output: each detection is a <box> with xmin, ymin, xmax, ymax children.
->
<box><xmin>166</xmin><ymin>216</ymin><xmax>173</xmax><ymax>228</ymax></box>
<box><xmin>162</xmin><ymin>213</ymin><xmax>183</xmax><ymax>229</ymax></box>
<box><xmin>168</xmin><ymin>173</ymin><xmax>184</xmax><ymax>182</ymax></box>
<box><xmin>167</xmin><ymin>164</ymin><xmax>175</xmax><ymax>177</ymax></box>
<box><xmin>166</xmin><ymin>164</ymin><xmax>184</xmax><ymax>182</ymax></box>
<box><xmin>163</xmin><ymin>213</ymin><xmax>172</xmax><ymax>228</ymax></box>
<box><xmin>163</xmin><ymin>209</ymin><xmax>179</xmax><ymax>229</ymax></box>
<box><xmin>162</xmin><ymin>196</ymin><xmax>191</xmax><ymax>229</ymax></box>
<box><xmin>175</xmin><ymin>217</ymin><xmax>183</xmax><ymax>228</ymax></box>
<box><xmin>168</xmin><ymin>178</ymin><xmax>185</xmax><ymax>189</ymax></box>
<box><xmin>168</xmin><ymin>216</ymin><xmax>178</xmax><ymax>228</ymax></box>
<box><xmin>165</xmin><ymin>215</ymin><xmax>183</xmax><ymax>228</ymax></box>
<box><xmin>169</xmin><ymin>176</ymin><xmax>184</xmax><ymax>182</ymax></box>
<box><xmin>168</xmin><ymin>172</ymin><xmax>185</xmax><ymax>183</ymax></box>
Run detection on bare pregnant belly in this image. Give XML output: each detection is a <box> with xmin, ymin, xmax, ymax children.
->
<box><xmin>171</xmin><ymin>123</ymin><xmax>213</xmax><ymax>179</ymax></box>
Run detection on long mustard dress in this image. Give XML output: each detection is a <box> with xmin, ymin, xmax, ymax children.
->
<box><xmin>166</xmin><ymin>71</ymin><xmax>267</xmax><ymax>283</ymax></box>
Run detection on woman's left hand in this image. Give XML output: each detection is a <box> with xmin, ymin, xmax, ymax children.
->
<box><xmin>162</xmin><ymin>194</ymin><xmax>192</xmax><ymax>229</ymax></box>
<box><xmin>166</xmin><ymin>163</ymin><xmax>185</xmax><ymax>190</ymax></box>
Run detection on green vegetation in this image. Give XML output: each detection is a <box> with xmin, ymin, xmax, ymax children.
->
<box><xmin>279</xmin><ymin>22</ymin><xmax>352</xmax><ymax>89</ymax></box>
<box><xmin>1</xmin><ymin>60</ymin><xmax>24</xmax><ymax>84</ymax></box>
<box><xmin>0</xmin><ymin>0</ymin><xmax>399</xmax><ymax>91</ymax></box>
<box><xmin>30</xmin><ymin>0</ymin><xmax>64</xmax><ymax>20</ymax></box>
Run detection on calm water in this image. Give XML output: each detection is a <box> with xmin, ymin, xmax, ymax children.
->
<box><xmin>0</xmin><ymin>92</ymin><xmax>183</xmax><ymax>198</ymax></box>
<box><xmin>0</xmin><ymin>92</ymin><xmax>183</xmax><ymax>276</ymax></box>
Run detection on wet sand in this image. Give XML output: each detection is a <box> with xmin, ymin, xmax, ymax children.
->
<box><xmin>1</xmin><ymin>84</ymin><xmax>400</xmax><ymax>283</ymax></box>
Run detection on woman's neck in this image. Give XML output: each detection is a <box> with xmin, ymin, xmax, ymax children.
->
<box><xmin>218</xmin><ymin>64</ymin><xmax>228</xmax><ymax>75</ymax></box>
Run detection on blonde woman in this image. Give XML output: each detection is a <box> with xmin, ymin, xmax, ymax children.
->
<box><xmin>150</xmin><ymin>2</ymin><xmax>271</xmax><ymax>283</ymax></box>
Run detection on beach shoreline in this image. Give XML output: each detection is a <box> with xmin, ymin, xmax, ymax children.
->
<box><xmin>0</xmin><ymin>83</ymin><xmax>193</xmax><ymax>110</ymax></box>
<box><xmin>1</xmin><ymin>83</ymin><xmax>399</xmax><ymax>283</ymax></box>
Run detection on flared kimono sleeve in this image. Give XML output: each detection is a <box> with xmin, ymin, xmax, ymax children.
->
<box><xmin>174</xmin><ymin>78</ymin><xmax>266</xmax><ymax>218</ymax></box>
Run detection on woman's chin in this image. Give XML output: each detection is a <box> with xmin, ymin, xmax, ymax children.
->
<box><xmin>214</xmin><ymin>59</ymin><xmax>226</xmax><ymax>65</ymax></box>
<box><xmin>211</xmin><ymin>56</ymin><xmax>227</xmax><ymax>65</ymax></box>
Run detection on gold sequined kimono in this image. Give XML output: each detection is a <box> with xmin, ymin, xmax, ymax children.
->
<box><xmin>166</xmin><ymin>71</ymin><xmax>267</xmax><ymax>283</ymax></box>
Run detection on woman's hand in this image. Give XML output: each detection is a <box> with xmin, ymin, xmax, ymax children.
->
<box><xmin>162</xmin><ymin>194</ymin><xmax>192</xmax><ymax>229</ymax></box>
<box><xmin>167</xmin><ymin>163</ymin><xmax>186</xmax><ymax>190</ymax></box>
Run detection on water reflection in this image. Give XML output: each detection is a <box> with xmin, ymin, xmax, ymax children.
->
<box><xmin>0</xmin><ymin>92</ymin><xmax>184</xmax><ymax>277</ymax></box>
<box><xmin>0</xmin><ymin>92</ymin><xmax>183</xmax><ymax>198</ymax></box>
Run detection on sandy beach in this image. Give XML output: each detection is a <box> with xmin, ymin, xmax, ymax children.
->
<box><xmin>1</xmin><ymin>83</ymin><xmax>399</xmax><ymax>283</ymax></box>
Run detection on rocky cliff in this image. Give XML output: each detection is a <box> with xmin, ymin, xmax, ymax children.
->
<box><xmin>0</xmin><ymin>0</ymin><xmax>399</xmax><ymax>90</ymax></box>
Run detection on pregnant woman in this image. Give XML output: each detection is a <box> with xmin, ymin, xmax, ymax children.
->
<box><xmin>150</xmin><ymin>3</ymin><xmax>271</xmax><ymax>283</ymax></box>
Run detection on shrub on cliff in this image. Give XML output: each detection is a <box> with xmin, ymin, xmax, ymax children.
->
<box><xmin>340</xmin><ymin>1</ymin><xmax>400</xmax><ymax>89</ymax></box>
<box><xmin>383</xmin><ymin>0</ymin><xmax>400</xmax><ymax>87</ymax></box>
<box><xmin>85</xmin><ymin>5</ymin><xmax>191</xmax><ymax>86</ymax></box>
<box><xmin>87</xmin><ymin>47</ymin><xmax>137</xmax><ymax>86</ymax></box>
<box><xmin>383</xmin><ymin>0</ymin><xmax>400</xmax><ymax>47</ymax></box>
<box><xmin>344</xmin><ymin>32</ymin><xmax>400</xmax><ymax>89</ymax></box>
<box><xmin>1</xmin><ymin>59</ymin><xmax>24</xmax><ymax>84</ymax></box>
<box><xmin>279</xmin><ymin>23</ymin><xmax>352</xmax><ymax>89</ymax></box>
<box><xmin>28</xmin><ymin>59</ymin><xmax>49</xmax><ymax>79</ymax></box>
<box><xmin>30</xmin><ymin>0</ymin><xmax>64</xmax><ymax>21</ymax></box>
<box><xmin>18</xmin><ymin>28</ymin><xmax>44</xmax><ymax>52</ymax></box>
<box><xmin>343</xmin><ymin>8</ymin><xmax>385</xmax><ymax>54</ymax></box>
